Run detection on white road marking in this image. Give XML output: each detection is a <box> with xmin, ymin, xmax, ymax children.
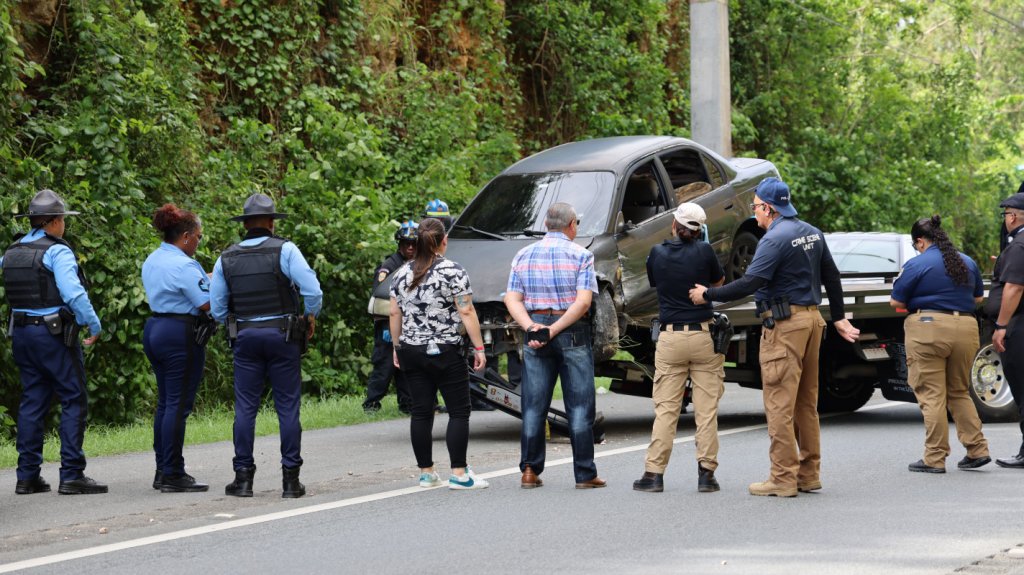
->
<box><xmin>0</xmin><ymin>400</ymin><xmax>903</xmax><ymax>573</ymax></box>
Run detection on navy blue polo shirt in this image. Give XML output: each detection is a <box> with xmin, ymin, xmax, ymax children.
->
<box><xmin>647</xmin><ymin>238</ymin><xmax>723</xmax><ymax>324</ymax></box>
<box><xmin>892</xmin><ymin>245</ymin><xmax>983</xmax><ymax>312</ymax></box>
<box><xmin>744</xmin><ymin>217</ymin><xmax>833</xmax><ymax>306</ymax></box>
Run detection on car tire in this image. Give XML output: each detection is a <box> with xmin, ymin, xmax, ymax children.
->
<box><xmin>969</xmin><ymin>344</ymin><xmax>1020</xmax><ymax>423</ymax></box>
<box><xmin>726</xmin><ymin>231</ymin><xmax>759</xmax><ymax>282</ymax></box>
<box><xmin>592</xmin><ymin>288</ymin><xmax>620</xmax><ymax>364</ymax></box>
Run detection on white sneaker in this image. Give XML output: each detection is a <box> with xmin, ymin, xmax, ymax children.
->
<box><xmin>449</xmin><ymin>467</ymin><xmax>489</xmax><ymax>490</ymax></box>
<box><xmin>418</xmin><ymin>471</ymin><xmax>442</xmax><ymax>488</ymax></box>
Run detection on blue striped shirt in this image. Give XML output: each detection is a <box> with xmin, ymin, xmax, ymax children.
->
<box><xmin>507</xmin><ymin>232</ymin><xmax>597</xmax><ymax>310</ymax></box>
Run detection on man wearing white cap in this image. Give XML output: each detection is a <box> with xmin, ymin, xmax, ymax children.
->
<box><xmin>633</xmin><ymin>203</ymin><xmax>726</xmax><ymax>494</ymax></box>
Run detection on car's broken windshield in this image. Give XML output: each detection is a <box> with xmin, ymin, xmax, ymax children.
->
<box><xmin>449</xmin><ymin>172</ymin><xmax>615</xmax><ymax>239</ymax></box>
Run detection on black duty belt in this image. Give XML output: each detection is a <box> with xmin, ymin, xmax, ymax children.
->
<box><xmin>152</xmin><ymin>313</ymin><xmax>196</xmax><ymax>321</ymax></box>
<box><xmin>660</xmin><ymin>322</ymin><xmax>706</xmax><ymax>332</ymax></box>
<box><xmin>916</xmin><ymin>310</ymin><xmax>974</xmax><ymax>318</ymax></box>
<box><xmin>237</xmin><ymin>318</ymin><xmax>290</xmax><ymax>330</ymax></box>
<box><xmin>11</xmin><ymin>313</ymin><xmax>45</xmax><ymax>327</ymax></box>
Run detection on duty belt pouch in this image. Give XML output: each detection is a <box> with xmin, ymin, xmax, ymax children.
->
<box><xmin>57</xmin><ymin>308</ymin><xmax>79</xmax><ymax>348</ymax></box>
<box><xmin>650</xmin><ymin>318</ymin><xmax>661</xmax><ymax>343</ymax></box>
<box><xmin>226</xmin><ymin>315</ymin><xmax>239</xmax><ymax>348</ymax></box>
<box><xmin>709</xmin><ymin>312</ymin><xmax>734</xmax><ymax>355</ymax></box>
<box><xmin>771</xmin><ymin>296</ymin><xmax>792</xmax><ymax>321</ymax></box>
<box><xmin>42</xmin><ymin>311</ymin><xmax>63</xmax><ymax>336</ymax></box>
<box><xmin>193</xmin><ymin>314</ymin><xmax>218</xmax><ymax>347</ymax></box>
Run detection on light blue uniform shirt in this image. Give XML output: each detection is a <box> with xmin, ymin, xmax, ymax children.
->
<box><xmin>141</xmin><ymin>243</ymin><xmax>211</xmax><ymax>315</ymax></box>
<box><xmin>209</xmin><ymin>236</ymin><xmax>323</xmax><ymax>323</ymax></box>
<box><xmin>0</xmin><ymin>228</ymin><xmax>102</xmax><ymax>334</ymax></box>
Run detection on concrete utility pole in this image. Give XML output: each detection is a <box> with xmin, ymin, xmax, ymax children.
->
<box><xmin>689</xmin><ymin>0</ymin><xmax>732</xmax><ymax>157</ymax></box>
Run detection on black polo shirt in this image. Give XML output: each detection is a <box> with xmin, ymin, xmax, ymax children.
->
<box><xmin>646</xmin><ymin>237</ymin><xmax>723</xmax><ymax>324</ymax></box>
<box><xmin>987</xmin><ymin>226</ymin><xmax>1024</xmax><ymax>319</ymax></box>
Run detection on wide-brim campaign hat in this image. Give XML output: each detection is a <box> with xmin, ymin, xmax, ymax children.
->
<box><xmin>13</xmin><ymin>189</ymin><xmax>80</xmax><ymax>218</ymax></box>
<box><xmin>230</xmin><ymin>193</ymin><xmax>289</xmax><ymax>222</ymax></box>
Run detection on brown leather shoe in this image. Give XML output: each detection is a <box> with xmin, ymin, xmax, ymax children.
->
<box><xmin>575</xmin><ymin>476</ymin><xmax>607</xmax><ymax>489</ymax></box>
<box><xmin>521</xmin><ymin>465</ymin><xmax>543</xmax><ymax>489</ymax></box>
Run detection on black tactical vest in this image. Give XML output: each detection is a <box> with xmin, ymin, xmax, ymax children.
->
<box><xmin>2</xmin><ymin>234</ymin><xmax>82</xmax><ymax>309</ymax></box>
<box><xmin>220</xmin><ymin>237</ymin><xmax>300</xmax><ymax>319</ymax></box>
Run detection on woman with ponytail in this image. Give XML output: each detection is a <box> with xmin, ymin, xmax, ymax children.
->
<box><xmin>141</xmin><ymin>204</ymin><xmax>211</xmax><ymax>493</ymax></box>
<box><xmin>890</xmin><ymin>215</ymin><xmax>990</xmax><ymax>473</ymax></box>
<box><xmin>388</xmin><ymin>217</ymin><xmax>490</xmax><ymax>490</ymax></box>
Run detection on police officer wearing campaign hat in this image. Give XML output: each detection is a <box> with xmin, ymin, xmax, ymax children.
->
<box><xmin>634</xmin><ymin>202</ymin><xmax>726</xmax><ymax>494</ymax></box>
<box><xmin>988</xmin><ymin>184</ymin><xmax>1024</xmax><ymax>468</ymax></box>
<box><xmin>363</xmin><ymin>220</ymin><xmax>416</xmax><ymax>414</ymax></box>
<box><xmin>1</xmin><ymin>189</ymin><xmax>107</xmax><ymax>495</ymax></box>
<box><xmin>141</xmin><ymin>204</ymin><xmax>213</xmax><ymax>492</ymax></box>
<box><xmin>690</xmin><ymin>177</ymin><xmax>860</xmax><ymax>497</ymax></box>
<box><xmin>210</xmin><ymin>192</ymin><xmax>322</xmax><ymax>498</ymax></box>
<box><xmin>890</xmin><ymin>215</ymin><xmax>990</xmax><ymax>473</ymax></box>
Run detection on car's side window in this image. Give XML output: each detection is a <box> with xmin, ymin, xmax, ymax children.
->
<box><xmin>660</xmin><ymin>148</ymin><xmax>716</xmax><ymax>204</ymax></box>
<box><xmin>621</xmin><ymin>161</ymin><xmax>668</xmax><ymax>225</ymax></box>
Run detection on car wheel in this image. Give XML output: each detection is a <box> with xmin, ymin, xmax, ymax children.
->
<box><xmin>726</xmin><ymin>231</ymin><xmax>759</xmax><ymax>282</ymax></box>
<box><xmin>970</xmin><ymin>344</ymin><xmax>1020</xmax><ymax>423</ymax></box>
<box><xmin>817</xmin><ymin>376</ymin><xmax>874</xmax><ymax>413</ymax></box>
<box><xmin>592</xmin><ymin>288</ymin><xmax>620</xmax><ymax>364</ymax></box>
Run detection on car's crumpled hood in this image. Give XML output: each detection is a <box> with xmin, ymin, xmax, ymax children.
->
<box><xmin>445</xmin><ymin>236</ymin><xmax>594</xmax><ymax>304</ymax></box>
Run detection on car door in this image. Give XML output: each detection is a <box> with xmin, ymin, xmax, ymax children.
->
<box><xmin>658</xmin><ymin>146</ymin><xmax>741</xmax><ymax>262</ymax></box>
<box><xmin>615</xmin><ymin>159</ymin><xmax>674</xmax><ymax>319</ymax></box>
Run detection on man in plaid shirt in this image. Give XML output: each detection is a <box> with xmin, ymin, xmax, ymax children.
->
<box><xmin>504</xmin><ymin>202</ymin><xmax>605</xmax><ymax>490</ymax></box>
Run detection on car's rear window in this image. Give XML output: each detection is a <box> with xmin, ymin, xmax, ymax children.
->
<box><xmin>827</xmin><ymin>237</ymin><xmax>904</xmax><ymax>274</ymax></box>
<box><xmin>450</xmin><ymin>172</ymin><xmax>615</xmax><ymax>238</ymax></box>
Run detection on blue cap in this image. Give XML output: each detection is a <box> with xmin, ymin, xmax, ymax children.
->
<box><xmin>425</xmin><ymin>199</ymin><xmax>450</xmax><ymax>217</ymax></box>
<box><xmin>755</xmin><ymin>177</ymin><xmax>797</xmax><ymax>217</ymax></box>
<box><xmin>395</xmin><ymin>220</ymin><xmax>418</xmax><ymax>242</ymax></box>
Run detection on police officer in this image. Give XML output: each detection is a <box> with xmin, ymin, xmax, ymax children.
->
<box><xmin>690</xmin><ymin>178</ymin><xmax>860</xmax><ymax>497</ymax></box>
<box><xmin>890</xmin><ymin>215</ymin><xmax>989</xmax><ymax>473</ymax></box>
<box><xmin>210</xmin><ymin>193</ymin><xmax>322</xmax><ymax>498</ymax></box>
<box><xmin>988</xmin><ymin>187</ymin><xmax>1024</xmax><ymax>468</ymax></box>
<box><xmin>1</xmin><ymin>189</ymin><xmax>107</xmax><ymax>495</ymax></box>
<box><xmin>425</xmin><ymin>198</ymin><xmax>454</xmax><ymax>231</ymax></box>
<box><xmin>634</xmin><ymin>203</ymin><xmax>726</xmax><ymax>494</ymax></box>
<box><xmin>363</xmin><ymin>220</ymin><xmax>416</xmax><ymax>414</ymax></box>
<box><xmin>141</xmin><ymin>204</ymin><xmax>213</xmax><ymax>492</ymax></box>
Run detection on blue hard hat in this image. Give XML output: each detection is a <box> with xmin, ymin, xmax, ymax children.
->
<box><xmin>395</xmin><ymin>220</ymin><xmax>419</xmax><ymax>242</ymax></box>
<box><xmin>425</xmin><ymin>199</ymin><xmax>450</xmax><ymax>217</ymax></box>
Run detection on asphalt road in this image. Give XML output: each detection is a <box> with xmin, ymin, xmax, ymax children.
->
<box><xmin>1</xmin><ymin>386</ymin><xmax>1024</xmax><ymax>575</ymax></box>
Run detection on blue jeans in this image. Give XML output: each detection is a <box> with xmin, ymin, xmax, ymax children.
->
<box><xmin>520</xmin><ymin>314</ymin><xmax>597</xmax><ymax>483</ymax></box>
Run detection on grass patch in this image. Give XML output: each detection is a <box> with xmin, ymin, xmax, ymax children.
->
<box><xmin>0</xmin><ymin>395</ymin><xmax>407</xmax><ymax>469</ymax></box>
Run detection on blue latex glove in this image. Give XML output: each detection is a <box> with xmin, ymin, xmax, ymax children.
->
<box><xmin>381</xmin><ymin>329</ymin><xmax>392</xmax><ymax>343</ymax></box>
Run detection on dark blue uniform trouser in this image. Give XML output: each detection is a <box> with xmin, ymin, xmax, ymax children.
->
<box><xmin>12</xmin><ymin>324</ymin><xmax>88</xmax><ymax>482</ymax></box>
<box><xmin>143</xmin><ymin>317</ymin><xmax>205</xmax><ymax>476</ymax></box>
<box><xmin>231</xmin><ymin>327</ymin><xmax>303</xmax><ymax>470</ymax></box>
<box><xmin>365</xmin><ymin>322</ymin><xmax>411</xmax><ymax>410</ymax></box>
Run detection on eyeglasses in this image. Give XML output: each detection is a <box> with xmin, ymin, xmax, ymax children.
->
<box><xmin>749</xmin><ymin>202</ymin><xmax>768</xmax><ymax>212</ymax></box>
<box><xmin>1002</xmin><ymin>211</ymin><xmax>1014</xmax><ymax>217</ymax></box>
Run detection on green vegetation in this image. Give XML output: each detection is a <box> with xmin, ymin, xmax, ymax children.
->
<box><xmin>0</xmin><ymin>0</ymin><xmax>1021</xmax><ymax>440</ymax></box>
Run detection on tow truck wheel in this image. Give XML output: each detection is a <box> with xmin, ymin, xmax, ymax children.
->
<box><xmin>970</xmin><ymin>344</ymin><xmax>1019</xmax><ymax>423</ymax></box>
<box><xmin>817</xmin><ymin>377</ymin><xmax>874</xmax><ymax>413</ymax></box>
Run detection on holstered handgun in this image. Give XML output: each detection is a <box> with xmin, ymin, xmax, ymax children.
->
<box><xmin>285</xmin><ymin>314</ymin><xmax>309</xmax><ymax>355</ymax></box>
<box><xmin>755</xmin><ymin>300</ymin><xmax>776</xmax><ymax>330</ymax></box>
<box><xmin>58</xmin><ymin>308</ymin><xmax>80</xmax><ymax>348</ymax></box>
<box><xmin>193</xmin><ymin>313</ymin><xmax>218</xmax><ymax>347</ymax></box>
<box><xmin>709</xmin><ymin>312</ymin><xmax>734</xmax><ymax>355</ymax></box>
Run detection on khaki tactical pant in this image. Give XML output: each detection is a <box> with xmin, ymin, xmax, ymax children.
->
<box><xmin>904</xmin><ymin>312</ymin><xmax>988</xmax><ymax>467</ymax></box>
<box><xmin>644</xmin><ymin>324</ymin><xmax>725</xmax><ymax>473</ymax></box>
<box><xmin>758</xmin><ymin>306</ymin><xmax>825</xmax><ymax>487</ymax></box>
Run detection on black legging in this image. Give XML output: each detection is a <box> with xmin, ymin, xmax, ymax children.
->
<box><xmin>396</xmin><ymin>345</ymin><xmax>472</xmax><ymax>469</ymax></box>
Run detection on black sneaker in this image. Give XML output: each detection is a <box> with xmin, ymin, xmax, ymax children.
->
<box><xmin>58</xmin><ymin>476</ymin><xmax>109</xmax><ymax>495</ymax></box>
<box><xmin>160</xmin><ymin>473</ymin><xmax>210</xmax><ymax>493</ymax></box>
<box><xmin>908</xmin><ymin>459</ymin><xmax>945</xmax><ymax>474</ymax></box>
<box><xmin>15</xmin><ymin>476</ymin><xmax>51</xmax><ymax>495</ymax></box>
<box><xmin>957</xmin><ymin>455</ymin><xmax>991</xmax><ymax>470</ymax></box>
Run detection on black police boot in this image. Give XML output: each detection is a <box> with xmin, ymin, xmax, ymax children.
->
<box><xmin>282</xmin><ymin>466</ymin><xmax>306</xmax><ymax>499</ymax></box>
<box><xmin>15</xmin><ymin>476</ymin><xmax>50</xmax><ymax>495</ymax></box>
<box><xmin>152</xmin><ymin>470</ymin><xmax>163</xmax><ymax>490</ymax></box>
<box><xmin>225</xmin><ymin>466</ymin><xmax>256</xmax><ymax>497</ymax></box>
<box><xmin>698</xmin><ymin>464</ymin><xmax>720</xmax><ymax>493</ymax></box>
<box><xmin>58</xmin><ymin>476</ymin><xmax>108</xmax><ymax>495</ymax></box>
<box><xmin>161</xmin><ymin>473</ymin><xmax>210</xmax><ymax>493</ymax></box>
<box><xmin>632</xmin><ymin>471</ymin><xmax>664</xmax><ymax>492</ymax></box>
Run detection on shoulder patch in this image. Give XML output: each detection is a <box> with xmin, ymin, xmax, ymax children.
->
<box><xmin>377</xmin><ymin>269</ymin><xmax>389</xmax><ymax>283</ymax></box>
<box><xmin>199</xmin><ymin>277</ymin><xmax>210</xmax><ymax>293</ymax></box>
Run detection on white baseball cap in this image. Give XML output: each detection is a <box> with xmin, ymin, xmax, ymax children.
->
<box><xmin>674</xmin><ymin>202</ymin><xmax>706</xmax><ymax>231</ymax></box>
